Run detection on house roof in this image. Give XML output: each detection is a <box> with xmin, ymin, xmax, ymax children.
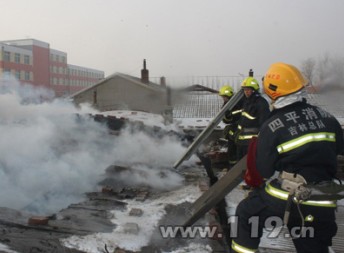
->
<box><xmin>182</xmin><ymin>84</ymin><xmax>219</xmax><ymax>93</ymax></box>
<box><xmin>70</xmin><ymin>72</ymin><xmax>165</xmax><ymax>98</ymax></box>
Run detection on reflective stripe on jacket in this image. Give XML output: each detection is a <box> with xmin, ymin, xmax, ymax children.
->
<box><xmin>277</xmin><ymin>132</ymin><xmax>336</xmax><ymax>154</ymax></box>
<box><xmin>232</xmin><ymin>240</ymin><xmax>257</xmax><ymax>253</ymax></box>
<box><xmin>265</xmin><ymin>182</ymin><xmax>336</xmax><ymax>207</ymax></box>
<box><xmin>236</xmin><ymin>94</ymin><xmax>270</xmax><ymax>144</ymax></box>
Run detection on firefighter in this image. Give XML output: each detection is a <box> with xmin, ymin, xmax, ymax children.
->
<box><xmin>231</xmin><ymin>63</ymin><xmax>344</xmax><ymax>253</ymax></box>
<box><xmin>219</xmin><ymin>85</ymin><xmax>243</xmax><ymax>167</ymax></box>
<box><xmin>236</xmin><ymin>77</ymin><xmax>270</xmax><ymax>160</ymax></box>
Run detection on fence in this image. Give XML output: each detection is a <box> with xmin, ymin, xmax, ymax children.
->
<box><xmin>150</xmin><ymin>75</ymin><xmax>264</xmax><ymax>92</ymax></box>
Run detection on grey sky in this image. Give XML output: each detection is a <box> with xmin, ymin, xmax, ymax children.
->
<box><xmin>1</xmin><ymin>0</ymin><xmax>343</xmax><ymax>79</ymax></box>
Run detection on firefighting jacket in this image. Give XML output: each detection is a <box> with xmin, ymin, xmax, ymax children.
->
<box><xmin>256</xmin><ymin>100</ymin><xmax>344</xmax><ymax>183</ymax></box>
<box><xmin>236</xmin><ymin>93</ymin><xmax>270</xmax><ymax>144</ymax></box>
<box><xmin>222</xmin><ymin>98</ymin><xmax>243</xmax><ymax>140</ymax></box>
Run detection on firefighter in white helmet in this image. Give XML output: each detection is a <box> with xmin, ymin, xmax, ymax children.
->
<box><xmin>231</xmin><ymin>63</ymin><xmax>344</xmax><ymax>253</ymax></box>
<box><xmin>219</xmin><ymin>85</ymin><xmax>243</xmax><ymax>167</ymax></box>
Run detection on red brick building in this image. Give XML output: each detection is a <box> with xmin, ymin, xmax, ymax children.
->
<box><xmin>0</xmin><ymin>39</ymin><xmax>104</xmax><ymax>97</ymax></box>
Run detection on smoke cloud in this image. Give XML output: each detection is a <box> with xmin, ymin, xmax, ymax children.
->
<box><xmin>317</xmin><ymin>56</ymin><xmax>344</xmax><ymax>90</ymax></box>
<box><xmin>0</xmin><ymin>76</ymin><xmax>188</xmax><ymax>215</ymax></box>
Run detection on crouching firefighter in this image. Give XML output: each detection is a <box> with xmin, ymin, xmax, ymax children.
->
<box><xmin>231</xmin><ymin>62</ymin><xmax>344</xmax><ymax>253</ymax></box>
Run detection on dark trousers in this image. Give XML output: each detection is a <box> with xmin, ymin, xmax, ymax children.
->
<box><xmin>228</xmin><ymin>138</ymin><xmax>238</xmax><ymax>166</ymax></box>
<box><xmin>236</xmin><ymin>143</ymin><xmax>249</xmax><ymax>161</ymax></box>
<box><xmin>232</xmin><ymin>187</ymin><xmax>337</xmax><ymax>253</ymax></box>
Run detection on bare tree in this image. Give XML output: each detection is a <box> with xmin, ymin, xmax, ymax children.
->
<box><xmin>317</xmin><ymin>54</ymin><xmax>344</xmax><ymax>90</ymax></box>
<box><xmin>301</xmin><ymin>58</ymin><xmax>316</xmax><ymax>87</ymax></box>
<box><xmin>316</xmin><ymin>53</ymin><xmax>330</xmax><ymax>87</ymax></box>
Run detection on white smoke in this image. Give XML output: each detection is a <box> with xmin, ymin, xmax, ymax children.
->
<box><xmin>0</xmin><ymin>77</ymin><xmax>189</xmax><ymax>215</ymax></box>
<box><xmin>316</xmin><ymin>55</ymin><xmax>344</xmax><ymax>91</ymax></box>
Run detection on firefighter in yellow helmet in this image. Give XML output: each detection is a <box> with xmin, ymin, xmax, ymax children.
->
<box><xmin>219</xmin><ymin>85</ymin><xmax>243</xmax><ymax>167</ymax></box>
<box><xmin>219</xmin><ymin>85</ymin><xmax>234</xmax><ymax>102</ymax></box>
<box><xmin>232</xmin><ymin>63</ymin><xmax>343</xmax><ymax>253</ymax></box>
<box><xmin>235</xmin><ymin>75</ymin><xmax>270</xmax><ymax>160</ymax></box>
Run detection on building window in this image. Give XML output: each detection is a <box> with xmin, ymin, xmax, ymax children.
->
<box><xmin>15</xmin><ymin>53</ymin><xmax>20</xmax><ymax>63</ymax></box>
<box><xmin>25</xmin><ymin>72</ymin><xmax>30</xmax><ymax>81</ymax></box>
<box><xmin>4</xmin><ymin>51</ymin><xmax>10</xmax><ymax>62</ymax></box>
<box><xmin>4</xmin><ymin>69</ymin><xmax>11</xmax><ymax>75</ymax></box>
<box><xmin>15</xmin><ymin>70</ymin><xmax>21</xmax><ymax>80</ymax></box>
<box><xmin>24</xmin><ymin>55</ymin><xmax>30</xmax><ymax>64</ymax></box>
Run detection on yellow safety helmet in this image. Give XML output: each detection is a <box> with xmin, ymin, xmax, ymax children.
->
<box><xmin>241</xmin><ymin>77</ymin><xmax>260</xmax><ymax>91</ymax></box>
<box><xmin>263</xmin><ymin>62</ymin><xmax>308</xmax><ymax>100</ymax></box>
<box><xmin>219</xmin><ymin>85</ymin><xmax>234</xmax><ymax>97</ymax></box>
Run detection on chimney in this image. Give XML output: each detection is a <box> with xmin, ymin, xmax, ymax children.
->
<box><xmin>141</xmin><ymin>59</ymin><xmax>149</xmax><ymax>84</ymax></box>
<box><xmin>249</xmin><ymin>69</ymin><xmax>254</xmax><ymax>77</ymax></box>
<box><xmin>160</xmin><ymin>76</ymin><xmax>166</xmax><ymax>87</ymax></box>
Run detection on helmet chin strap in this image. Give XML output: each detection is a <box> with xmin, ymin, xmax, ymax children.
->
<box><xmin>271</xmin><ymin>89</ymin><xmax>307</xmax><ymax>109</ymax></box>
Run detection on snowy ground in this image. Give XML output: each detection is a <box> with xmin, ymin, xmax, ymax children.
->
<box><xmin>0</xmin><ymin>244</ymin><xmax>20</xmax><ymax>253</ymax></box>
<box><xmin>62</xmin><ymin>184</ymin><xmax>210</xmax><ymax>253</ymax></box>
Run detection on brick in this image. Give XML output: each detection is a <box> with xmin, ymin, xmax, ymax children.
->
<box><xmin>135</xmin><ymin>191</ymin><xmax>148</xmax><ymax>202</ymax></box>
<box><xmin>129</xmin><ymin>208</ymin><xmax>143</xmax><ymax>217</ymax></box>
<box><xmin>114</xmin><ymin>249</ymin><xmax>126</xmax><ymax>253</ymax></box>
<box><xmin>198</xmin><ymin>180</ymin><xmax>209</xmax><ymax>192</ymax></box>
<box><xmin>123</xmin><ymin>222</ymin><xmax>140</xmax><ymax>234</ymax></box>
<box><xmin>102</xmin><ymin>186</ymin><xmax>113</xmax><ymax>193</ymax></box>
<box><xmin>28</xmin><ymin>216</ymin><xmax>49</xmax><ymax>226</ymax></box>
<box><xmin>199</xmin><ymin>184</ymin><xmax>209</xmax><ymax>192</ymax></box>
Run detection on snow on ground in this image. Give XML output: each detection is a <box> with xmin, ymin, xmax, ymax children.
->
<box><xmin>62</xmin><ymin>184</ymin><xmax>204</xmax><ymax>253</ymax></box>
<box><xmin>163</xmin><ymin>243</ymin><xmax>212</xmax><ymax>253</ymax></box>
<box><xmin>0</xmin><ymin>243</ymin><xmax>20</xmax><ymax>253</ymax></box>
